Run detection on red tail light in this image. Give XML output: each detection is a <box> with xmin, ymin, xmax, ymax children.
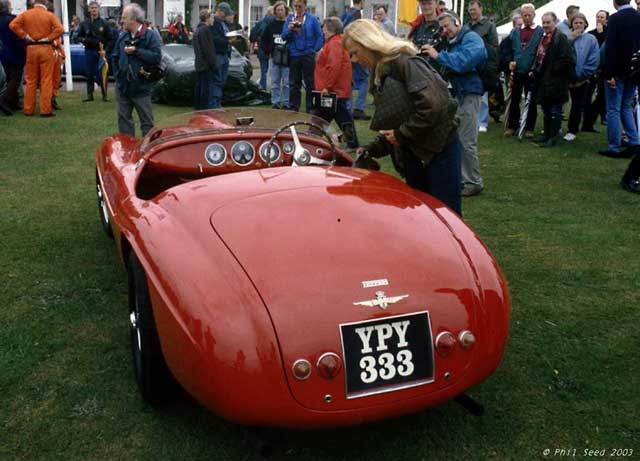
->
<box><xmin>317</xmin><ymin>352</ymin><xmax>342</xmax><ymax>379</ymax></box>
<box><xmin>435</xmin><ymin>331</ymin><xmax>457</xmax><ymax>357</ymax></box>
<box><xmin>292</xmin><ymin>359</ymin><xmax>312</xmax><ymax>380</ymax></box>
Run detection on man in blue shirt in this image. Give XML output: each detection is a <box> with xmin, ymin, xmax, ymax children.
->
<box><xmin>281</xmin><ymin>0</ymin><xmax>323</xmax><ymax>112</ymax></box>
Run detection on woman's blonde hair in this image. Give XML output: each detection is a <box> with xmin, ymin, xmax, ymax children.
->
<box><xmin>342</xmin><ymin>19</ymin><xmax>417</xmax><ymax>84</ymax></box>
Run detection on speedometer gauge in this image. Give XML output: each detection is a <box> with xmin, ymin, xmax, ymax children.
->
<box><xmin>204</xmin><ymin>143</ymin><xmax>227</xmax><ymax>166</ymax></box>
<box><xmin>259</xmin><ymin>142</ymin><xmax>281</xmax><ymax>163</ymax></box>
<box><xmin>231</xmin><ymin>141</ymin><xmax>255</xmax><ymax>166</ymax></box>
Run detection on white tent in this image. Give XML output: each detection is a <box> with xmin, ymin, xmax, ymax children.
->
<box><xmin>496</xmin><ymin>0</ymin><xmax>614</xmax><ymax>37</ymax></box>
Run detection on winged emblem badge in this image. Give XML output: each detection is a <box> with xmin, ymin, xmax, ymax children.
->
<box><xmin>353</xmin><ymin>291</ymin><xmax>409</xmax><ymax>310</ymax></box>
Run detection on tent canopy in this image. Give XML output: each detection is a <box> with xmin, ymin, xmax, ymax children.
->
<box><xmin>496</xmin><ymin>0</ymin><xmax>614</xmax><ymax>37</ymax></box>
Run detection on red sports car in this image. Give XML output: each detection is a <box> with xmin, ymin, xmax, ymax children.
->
<box><xmin>95</xmin><ymin>108</ymin><xmax>511</xmax><ymax>428</ymax></box>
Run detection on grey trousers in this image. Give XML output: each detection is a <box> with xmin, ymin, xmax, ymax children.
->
<box><xmin>457</xmin><ymin>93</ymin><xmax>483</xmax><ymax>187</ymax></box>
<box><xmin>116</xmin><ymin>89</ymin><xmax>154</xmax><ymax>137</ymax></box>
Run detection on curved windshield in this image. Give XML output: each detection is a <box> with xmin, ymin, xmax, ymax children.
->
<box><xmin>141</xmin><ymin>108</ymin><xmax>340</xmax><ymax>152</ymax></box>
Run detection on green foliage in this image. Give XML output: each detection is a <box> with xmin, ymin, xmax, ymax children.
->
<box><xmin>1</xmin><ymin>90</ymin><xmax>638</xmax><ymax>460</ymax></box>
<box><xmin>475</xmin><ymin>0</ymin><xmax>522</xmax><ymax>24</ymax></box>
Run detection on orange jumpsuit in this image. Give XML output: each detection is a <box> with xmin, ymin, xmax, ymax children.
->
<box><xmin>52</xmin><ymin>38</ymin><xmax>65</xmax><ymax>98</ymax></box>
<box><xmin>9</xmin><ymin>4</ymin><xmax>64</xmax><ymax>115</ymax></box>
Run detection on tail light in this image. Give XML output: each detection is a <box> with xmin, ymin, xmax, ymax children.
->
<box><xmin>292</xmin><ymin>359</ymin><xmax>312</xmax><ymax>380</ymax></box>
<box><xmin>317</xmin><ymin>352</ymin><xmax>342</xmax><ymax>379</ymax></box>
<box><xmin>435</xmin><ymin>331</ymin><xmax>457</xmax><ymax>357</ymax></box>
<box><xmin>459</xmin><ymin>330</ymin><xmax>476</xmax><ymax>350</ymax></box>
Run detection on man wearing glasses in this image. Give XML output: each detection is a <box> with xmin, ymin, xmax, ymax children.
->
<box><xmin>281</xmin><ymin>0</ymin><xmax>323</xmax><ymax>112</ymax></box>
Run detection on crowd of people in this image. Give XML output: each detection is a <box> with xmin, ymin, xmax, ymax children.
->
<box><xmin>1</xmin><ymin>0</ymin><xmax>639</xmax><ymax>198</ymax></box>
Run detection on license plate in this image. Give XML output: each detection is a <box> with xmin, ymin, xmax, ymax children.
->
<box><xmin>340</xmin><ymin>311</ymin><xmax>434</xmax><ymax>399</ymax></box>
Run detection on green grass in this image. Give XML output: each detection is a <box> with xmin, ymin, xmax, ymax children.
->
<box><xmin>1</xmin><ymin>90</ymin><xmax>639</xmax><ymax>460</ymax></box>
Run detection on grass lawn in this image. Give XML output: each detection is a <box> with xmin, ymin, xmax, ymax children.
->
<box><xmin>1</xmin><ymin>90</ymin><xmax>639</xmax><ymax>460</ymax></box>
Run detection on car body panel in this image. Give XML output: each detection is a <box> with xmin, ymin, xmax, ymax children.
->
<box><xmin>95</xmin><ymin>109</ymin><xmax>511</xmax><ymax>428</ymax></box>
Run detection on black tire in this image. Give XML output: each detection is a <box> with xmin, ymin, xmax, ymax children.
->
<box><xmin>127</xmin><ymin>252</ymin><xmax>176</xmax><ymax>404</ymax></box>
<box><xmin>96</xmin><ymin>169</ymin><xmax>114</xmax><ymax>239</ymax></box>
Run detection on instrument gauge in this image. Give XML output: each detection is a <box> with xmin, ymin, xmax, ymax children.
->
<box><xmin>231</xmin><ymin>141</ymin><xmax>255</xmax><ymax>166</ymax></box>
<box><xmin>259</xmin><ymin>142</ymin><xmax>281</xmax><ymax>163</ymax></box>
<box><xmin>204</xmin><ymin>143</ymin><xmax>227</xmax><ymax>166</ymax></box>
<box><xmin>282</xmin><ymin>142</ymin><xmax>295</xmax><ymax>155</ymax></box>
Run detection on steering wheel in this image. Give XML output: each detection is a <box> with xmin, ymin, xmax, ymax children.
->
<box><xmin>265</xmin><ymin>121</ymin><xmax>337</xmax><ymax>167</ymax></box>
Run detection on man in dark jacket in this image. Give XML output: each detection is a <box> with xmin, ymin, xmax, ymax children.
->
<box><xmin>599</xmin><ymin>0</ymin><xmax>640</xmax><ymax>157</ymax></box>
<box><xmin>78</xmin><ymin>1</ymin><xmax>115</xmax><ymax>102</ymax></box>
<box><xmin>533</xmin><ymin>12</ymin><xmax>575</xmax><ymax>147</ymax></box>
<box><xmin>210</xmin><ymin>2</ymin><xmax>232</xmax><ymax>108</ymax></box>
<box><xmin>0</xmin><ymin>0</ymin><xmax>25</xmax><ymax>112</ymax></box>
<box><xmin>468</xmin><ymin>0</ymin><xmax>497</xmax><ymax>132</ymax></box>
<box><xmin>505</xmin><ymin>3</ymin><xmax>543</xmax><ymax>138</ymax></box>
<box><xmin>250</xmin><ymin>7</ymin><xmax>273</xmax><ymax>90</ymax></box>
<box><xmin>112</xmin><ymin>3</ymin><xmax>162</xmax><ymax>137</ymax></box>
<box><xmin>192</xmin><ymin>9</ymin><xmax>216</xmax><ymax>110</ymax></box>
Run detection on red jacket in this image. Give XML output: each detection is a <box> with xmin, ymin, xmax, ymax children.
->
<box><xmin>314</xmin><ymin>33</ymin><xmax>352</xmax><ymax>99</ymax></box>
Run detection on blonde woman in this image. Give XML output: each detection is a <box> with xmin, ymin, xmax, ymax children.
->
<box><xmin>342</xmin><ymin>19</ymin><xmax>462</xmax><ymax>215</ymax></box>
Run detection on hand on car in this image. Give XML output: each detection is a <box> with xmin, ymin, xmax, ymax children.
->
<box><xmin>379</xmin><ymin>129</ymin><xmax>398</xmax><ymax>146</ymax></box>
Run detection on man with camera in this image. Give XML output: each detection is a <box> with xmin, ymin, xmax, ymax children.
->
<box><xmin>281</xmin><ymin>0</ymin><xmax>323</xmax><ymax>112</ymax></box>
<box><xmin>422</xmin><ymin>11</ymin><xmax>487</xmax><ymax>197</ymax></box>
<box><xmin>409</xmin><ymin>0</ymin><xmax>444</xmax><ymax>56</ymax></box>
<box><xmin>111</xmin><ymin>3</ymin><xmax>162</xmax><ymax>137</ymax></box>
<box><xmin>78</xmin><ymin>1</ymin><xmax>114</xmax><ymax>102</ymax></box>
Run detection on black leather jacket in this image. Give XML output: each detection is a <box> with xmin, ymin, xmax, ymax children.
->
<box><xmin>78</xmin><ymin>17</ymin><xmax>115</xmax><ymax>52</ymax></box>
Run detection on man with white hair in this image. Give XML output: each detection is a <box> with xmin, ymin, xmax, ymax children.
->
<box><xmin>111</xmin><ymin>3</ymin><xmax>162</xmax><ymax>136</ymax></box>
<box><xmin>504</xmin><ymin>3</ymin><xmax>543</xmax><ymax>138</ymax></box>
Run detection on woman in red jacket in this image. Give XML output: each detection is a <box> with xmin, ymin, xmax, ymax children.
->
<box><xmin>313</xmin><ymin>17</ymin><xmax>359</xmax><ymax>148</ymax></box>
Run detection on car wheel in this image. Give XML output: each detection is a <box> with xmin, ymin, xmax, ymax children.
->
<box><xmin>128</xmin><ymin>252</ymin><xmax>175</xmax><ymax>404</ymax></box>
<box><xmin>95</xmin><ymin>169</ymin><xmax>114</xmax><ymax>239</ymax></box>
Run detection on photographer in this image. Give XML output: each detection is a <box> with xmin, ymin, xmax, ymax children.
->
<box><xmin>111</xmin><ymin>3</ymin><xmax>162</xmax><ymax>137</ymax></box>
<box><xmin>422</xmin><ymin>11</ymin><xmax>487</xmax><ymax>197</ymax></box>
<box><xmin>409</xmin><ymin>0</ymin><xmax>442</xmax><ymax>53</ymax></box>
<box><xmin>262</xmin><ymin>1</ymin><xmax>289</xmax><ymax>109</ymax></box>
<box><xmin>281</xmin><ymin>0</ymin><xmax>323</xmax><ymax>112</ymax></box>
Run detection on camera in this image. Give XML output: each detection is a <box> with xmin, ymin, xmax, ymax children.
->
<box><xmin>416</xmin><ymin>34</ymin><xmax>444</xmax><ymax>54</ymax></box>
<box><xmin>124</xmin><ymin>37</ymin><xmax>140</xmax><ymax>48</ymax></box>
<box><xmin>292</xmin><ymin>21</ymin><xmax>303</xmax><ymax>28</ymax></box>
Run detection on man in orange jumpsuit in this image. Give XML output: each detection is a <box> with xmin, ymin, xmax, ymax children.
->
<box><xmin>9</xmin><ymin>0</ymin><xmax>63</xmax><ymax>116</ymax></box>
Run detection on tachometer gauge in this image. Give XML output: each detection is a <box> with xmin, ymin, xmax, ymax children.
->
<box><xmin>282</xmin><ymin>142</ymin><xmax>295</xmax><ymax>155</ymax></box>
<box><xmin>259</xmin><ymin>142</ymin><xmax>281</xmax><ymax>163</ymax></box>
<box><xmin>204</xmin><ymin>143</ymin><xmax>227</xmax><ymax>166</ymax></box>
<box><xmin>231</xmin><ymin>141</ymin><xmax>255</xmax><ymax>166</ymax></box>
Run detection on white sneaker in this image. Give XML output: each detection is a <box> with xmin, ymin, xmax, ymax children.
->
<box><xmin>478</xmin><ymin>126</ymin><xmax>488</xmax><ymax>133</ymax></box>
<box><xmin>564</xmin><ymin>133</ymin><xmax>576</xmax><ymax>141</ymax></box>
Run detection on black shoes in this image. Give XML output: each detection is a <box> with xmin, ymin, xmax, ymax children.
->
<box><xmin>598</xmin><ymin>149</ymin><xmax>634</xmax><ymax>159</ymax></box>
<box><xmin>620</xmin><ymin>178</ymin><xmax>640</xmax><ymax>194</ymax></box>
<box><xmin>51</xmin><ymin>97</ymin><xmax>61</xmax><ymax>110</ymax></box>
<box><xmin>82</xmin><ymin>94</ymin><xmax>94</xmax><ymax>102</ymax></box>
<box><xmin>102</xmin><ymin>96</ymin><xmax>109</xmax><ymax>102</ymax></box>
<box><xmin>40</xmin><ymin>113</ymin><xmax>56</xmax><ymax>117</ymax></box>
<box><xmin>352</xmin><ymin>110</ymin><xmax>372</xmax><ymax>121</ymax></box>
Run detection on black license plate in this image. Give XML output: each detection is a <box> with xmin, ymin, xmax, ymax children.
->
<box><xmin>340</xmin><ymin>311</ymin><xmax>434</xmax><ymax>398</ymax></box>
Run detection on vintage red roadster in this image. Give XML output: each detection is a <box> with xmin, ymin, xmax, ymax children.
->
<box><xmin>95</xmin><ymin>108</ymin><xmax>511</xmax><ymax>428</ymax></box>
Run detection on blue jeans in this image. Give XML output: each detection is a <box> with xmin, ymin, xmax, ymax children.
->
<box><xmin>403</xmin><ymin>136</ymin><xmax>462</xmax><ymax>216</ymax></box>
<box><xmin>258</xmin><ymin>52</ymin><xmax>269</xmax><ymax>90</ymax></box>
<box><xmin>478</xmin><ymin>92</ymin><xmax>489</xmax><ymax>129</ymax></box>
<box><xmin>606</xmin><ymin>77</ymin><xmax>639</xmax><ymax>151</ymax></box>
<box><xmin>351</xmin><ymin>63</ymin><xmax>369</xmax><ymax>112</ymax></box>
<box><xmin>211</xmin><ymin>54</ymin><xmax>229</xmax><ymax>108</ymax></box>
<box><xmin>269</xmin><ymin>58</ymin><xmax>289</xmax><ymax>107</ymax></box>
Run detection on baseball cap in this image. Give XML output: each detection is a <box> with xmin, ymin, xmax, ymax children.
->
<box><xmin>216</xmin><ymin>2</ymin><xmax>234</xmax><ymax>16</ymax></box>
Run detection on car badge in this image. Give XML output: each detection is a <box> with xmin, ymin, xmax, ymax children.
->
<box><xmin>353</xmin><ymin>291</ymin><xmax>409</xmax><ymax>310</ymax></box>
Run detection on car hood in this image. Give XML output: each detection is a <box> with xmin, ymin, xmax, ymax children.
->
<box><xmin>208</xmin><ymin>168</ymin><xmax>480</xmax><ymax>410</ymax></box>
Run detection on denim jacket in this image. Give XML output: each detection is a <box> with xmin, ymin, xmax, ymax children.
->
<box><xmin>436</xmin><ymin>27</ymin><xmax>487</xmax><ymax>100</ymax></box>
<box><xmin>572</xmin><ymin>32</ymin><xmax>600</xmax><ymax>80</ymax></box>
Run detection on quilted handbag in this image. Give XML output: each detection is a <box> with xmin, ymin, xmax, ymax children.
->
<box><xmin>369</xmin><ymin>75</ymin><xmax>413</xmax><ymax>131</ymax></box>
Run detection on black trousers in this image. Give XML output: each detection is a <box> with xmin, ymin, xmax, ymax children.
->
<box><xmin>507</xmin><ymin>72</ymin><xmax>538</xmax><ymax>131</ymax></box>
<box><xmin>311</xmin><ymin>98</ymin><xmax>359</xmax><ymax>148</ymax></box>
<box><xmin>623</xmin><ymin>153</ymin><xmax>640</xmax><ymax>181</ymax></box>
<box><xmin>1</xmin><ymin>61</ymin><xmax>23</xmax><ymax>110</ymax></box>
<box><xmin>583</xmin><ymin>77</ymin><xmax>606</xmax><ymax>129</ymax></box>
<box><xmin>567</xmin><ymin>83</ymin><xmax>590</xmax><ymax>135</ymax></box>
<box><xmin>288</xmin><ymin>54</ymin><xmax>315</xmax><ymax>112</ymax></box>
